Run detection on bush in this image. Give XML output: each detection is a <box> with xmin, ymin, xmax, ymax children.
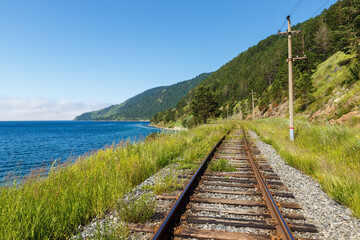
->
<box><xmin>182</xmin><ymin>115</ymin><xmax>198</xmax><ymax>128</ymax></box>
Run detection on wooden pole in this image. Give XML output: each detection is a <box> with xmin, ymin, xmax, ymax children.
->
<box><xmin>278</xmin><ymin>16</ymin><xmax>306</xmax><ymax>141</ymax></box>
<box><xmin>287</xmin><ymin>16</ymin><xmax>295</xmax><ymax>141</ymax></box>
<box><xmin>252</xmin><ymin>89</ymin><xmax>255</xmax><ymax>120</ymax></box>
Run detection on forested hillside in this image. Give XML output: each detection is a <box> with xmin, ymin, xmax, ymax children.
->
<box><xmin>151</xmin><ymin>0</ymin><xmax>360</xmax><ymax>127</ymax></box>
<box><xmin>74</xmin><ymin>73</ymin><xmax>210</xmax><ymax>120</ymax></box>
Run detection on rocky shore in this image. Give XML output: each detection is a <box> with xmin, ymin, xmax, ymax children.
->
<box><xmin>149</xmin><ymin>124</ymin><xmax>187</xmax><ymax>131</ymax></box>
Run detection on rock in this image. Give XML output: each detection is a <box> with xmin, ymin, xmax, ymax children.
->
<box><xmin>336</xmin><ymin>111</ymin><xmax>360</xmax><ymax>124</ymax></box>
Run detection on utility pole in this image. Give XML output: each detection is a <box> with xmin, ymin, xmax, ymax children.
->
<box><xmin>251</xmin><ymin>89</ymin><xmax>256</xmax><ymax>120</ymax></box>
<box><xmin>278</xmin><ymin>16</ymin><xmax>307</xmax><ymax>141</ymax></box>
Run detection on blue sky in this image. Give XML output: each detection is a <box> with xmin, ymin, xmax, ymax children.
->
<box><xmin>0</xmin><ymin>0</ymin><xmax>337</xmax><ymax>120</ymax></box>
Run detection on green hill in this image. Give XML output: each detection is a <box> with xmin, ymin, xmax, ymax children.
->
<box><xmin>74</xmin><ymin>73</ymin><xmax>210</xmax><ymax>120</ymax></box>
<box><xmin>151</xmin><ymin>0</ymin><xmax>360</xmax><ymax>126</ymax></box>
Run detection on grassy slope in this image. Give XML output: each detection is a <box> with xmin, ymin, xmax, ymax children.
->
<box><xmin>244</xmin><ymin>118</ymin><xmax>360</xmax><ymax>217</ymax></box>
<box><xmin>0</xmin><ymin>122</ymin><xmax>237</xmax><ymax>239</ymax></box>
<box><xmin>300</xmin><ymin>51</ymin><xmax>360</xmax><ymax>121</ymax></box>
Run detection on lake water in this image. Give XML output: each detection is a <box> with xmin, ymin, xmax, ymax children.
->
<box><xmin>0</xmin><ymin>121</ymin><xmax>160</xmax><ymax>183</ymax></box>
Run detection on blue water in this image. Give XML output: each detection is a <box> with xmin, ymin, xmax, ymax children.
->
<box><xmin>0</xmin><ymin>121</ymin><xmax>160</xmax><ymax>183</ymax></box>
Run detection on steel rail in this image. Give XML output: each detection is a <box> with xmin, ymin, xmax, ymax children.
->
<box><xmin>151</xmin><ymin>131</ymin><xmax>230</xmax><ymax>240</ymax></box>
<box><xmin>242</xmin><ymin>128</ymin><xmax>295</xmax><ymax>240</ymax></box>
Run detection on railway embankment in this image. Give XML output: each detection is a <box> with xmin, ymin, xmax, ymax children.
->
<box><xmin>76</xmin><ymin>126</ymin><xmax>359</xmax><ymax>239</ymax></box>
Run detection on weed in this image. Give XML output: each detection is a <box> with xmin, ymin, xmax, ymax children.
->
<box><xmin>118</xmin><ymin>193</ymin><xmax>156</xmax><ymax>223</ymax></box>
<box><xmin>209</xmin><ymin>158</ymin><xmax>236</xmax><ymax>172</ymax></box>
<box><xmin>153</xmin><ymin>171</ymin><xmax>183</xmax><ymax>195</ymax></box>
<box><xmin>91</xmin><ymin>221</ymin><xmax>128</xmax><ymax>240</ymax></box>
<box><xmin>140</xmin><ymin>184</ymin><xmax>154</xmax><ymax>191</ymax></box>
<box><xmin>178</xmin><ymin>163</ymin><xmax>198</xmax><ymax>170</ymax></box>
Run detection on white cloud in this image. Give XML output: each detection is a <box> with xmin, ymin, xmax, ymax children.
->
<box><xmin>0</xmin><ymin>97</ymin><xmax>109</xmax><ymax>121</ymax></box>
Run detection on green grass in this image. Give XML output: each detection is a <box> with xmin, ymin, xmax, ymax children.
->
<box><xmin>91</xmin><ymin>221</ymin><xmax>128</xmax><ymax>240</ymax></box>
<box><xmin>209</xmin><ymin>158</ymin><xmax>236</xmax><ymax>172</ymax></box>
<box><xmin>118</xmin><ymin>193</ymin><xmax>156</xmax><ymax>223</ymax></box>
<box><xmin>244</xmin><ymin>118</ymin><xmax>360</xmax><ymax>217</ymax></box>
<box><xmin>153</xmin><ymin>170</ymin><xmax>183</xmax><ymax>195</ymax></box>
<box><xmin>0</xmin><ymin>122</ymin><xmax>237</xmax><ymax>239</ymax></box>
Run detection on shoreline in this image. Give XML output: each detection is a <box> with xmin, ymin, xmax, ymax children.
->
<box><xmin>0</xmin><ymin>121</ymin><xmax>158</xmax><ymax>185</ymax></box>
<box><xmin>148</xmin><ymin>124</ymin><xmax>187</xmax><ymax>131</ymax></box>
<box><xmin>73</xmin><ymin>119</ymin><xmax>150</xmax><ymax>122</ymax></box>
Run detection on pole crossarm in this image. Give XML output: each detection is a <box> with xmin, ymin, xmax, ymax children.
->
<box><xmin>287</xmin><ymin>56</ymin><xmax>308</xmax><ymax>62</ymax></box>
<box><xmin>278</xmin><ymin>30</ymin><xmax>302</xmax><ymax>36</ymax></box>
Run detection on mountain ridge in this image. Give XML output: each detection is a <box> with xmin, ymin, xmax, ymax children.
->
<box><xmin>74</xmin><ymin>73</ymin><xmax>211</xmax><ymax>120</ymax></box>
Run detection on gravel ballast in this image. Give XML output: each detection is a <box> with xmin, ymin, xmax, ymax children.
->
<box><xmin>249</xmin><ymin>130</ymin><xmax>360</xmax><ymax>240</ymax></box>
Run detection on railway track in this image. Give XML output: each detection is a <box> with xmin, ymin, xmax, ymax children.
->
<box><xmin>129</xmin><ymin>129</ymin><xmax>318</xmax><ymax>240</ymax></box>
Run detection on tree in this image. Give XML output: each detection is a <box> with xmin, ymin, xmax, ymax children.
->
<box><xmin>315</xmin><ymin>20</ymin><xmax>332</xmax><ymax>59</ymax></box>
<box><xmin>191</xmin><ymin>86</ymin><xmax>218</xmax><ymax>124</ymax></box>
<box><xmin>164</xmin><ymin>109</ymin><xmax>175</xmax><ymax>123</ymax></box>
<box><xmin>295</xmin><ymin>72</ymin><xmax>314</xmax><ymax>110</ymax></box>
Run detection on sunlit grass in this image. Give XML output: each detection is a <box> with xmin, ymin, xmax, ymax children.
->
<box><xmin>0</xmin><ymin>122</ymin><xmax>236</xmax><ymax>239</ymax></box>
<box><xmin>153</xmin><ymin>170</ymin><xmax>183</xmax><ymax>195</ymax></box>
<box><xmin>209</xmin><ymin>158</ymin><xmax>236</xmax><ymax>172</ymax></box>
<box><xmin>118</xmin><ymin>193</ymin><xmax>156</xmax><ymax>223</ymax></box>
<box><xmin>244</xmin><ymin>118</ymin><xmax>360</xmax><ymax>217</ymax></box>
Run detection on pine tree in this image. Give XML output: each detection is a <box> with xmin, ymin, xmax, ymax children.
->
<box><xmin>295</xmin><ymin>72</ymin><xmax>314</xmax><ymax>110</ymax></box>
<box><xmin>191</xmin><ymin>86</ymin><xmax>218</xmax><ymax>123</ymax></box>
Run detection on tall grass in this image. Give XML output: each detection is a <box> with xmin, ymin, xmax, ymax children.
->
<box><xmin>0</xmin><ymin>122</ymin><xmax>236</xmax><ymax>239</ymax></box>
<box><xmin>244</xmin><ymin>118</ymin><xmax>360</xmax><ymax>217</ymax></box>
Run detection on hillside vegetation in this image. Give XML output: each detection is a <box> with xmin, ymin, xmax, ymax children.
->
<box><xmin>151</xmin><ymin>0</ymin><xmax>360</xmax><ymax>126</ymax></box>
<box><xmin>305</xmin><ymin>51</ymin><xmax>360</xmax><ymax>123</ymax></box>
<box><xmin>75</xmin><ymin>73</ymin><xmax>210</xmax><ymax>121</ymax></box>
<box><xmin>248</xmin><ymin>50</ymin><xmax>360</xmax><ymax>124</ymax></box>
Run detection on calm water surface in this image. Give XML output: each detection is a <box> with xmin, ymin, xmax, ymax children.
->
<box><xmin>0</xmin><ymin>121</ymin><xmax>160</xmax><ymax>182</ymax></box>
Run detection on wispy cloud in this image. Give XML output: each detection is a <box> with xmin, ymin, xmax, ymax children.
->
<box><xmin>0</xmin><ymin>97</ymin><xmax>109</xmax><ymax>121</ymax></box>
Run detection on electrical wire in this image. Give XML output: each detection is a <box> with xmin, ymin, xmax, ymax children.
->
<box><xmin>289</xmin><ymin>0</ymin><xmax>305</xmax><ymax>16</ymax></box>
<box><xmin>311</xmin><ymin>0</ymin><xmax>332</xmax><ymax>18</ymax></box>
<box><xmin>279</xmin><ymin>19</ymin><xmax>288</xmax><ymax>32</ymax></box>
<box><xmin>279</xmin><ymin>0</ymin><xmax>305</xmax><ymax>32</ymax></box>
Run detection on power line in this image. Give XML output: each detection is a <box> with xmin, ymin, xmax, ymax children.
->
<box><xmin>279</xmin><ymin>19</ymin><xmax>288</xmax><ymax>32</ymax></box>
<box><xmin>279</xmin><ymin>0</ymin><xmax>305</xmax><ymax>32</ymax></box>
<box><xmin>311</xmin><ymin>0</ymin><xmax>332</xmax><ymax>18</ymax></box>
<box><xmin>279</xmin><ymin>0</ymin><xmax>332</xmax><ymax>31</ymax></box>
<box><xmin>289</xmin><ymin>0</ymin><xmax>305</xmax><ymax>16</ymax></box>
